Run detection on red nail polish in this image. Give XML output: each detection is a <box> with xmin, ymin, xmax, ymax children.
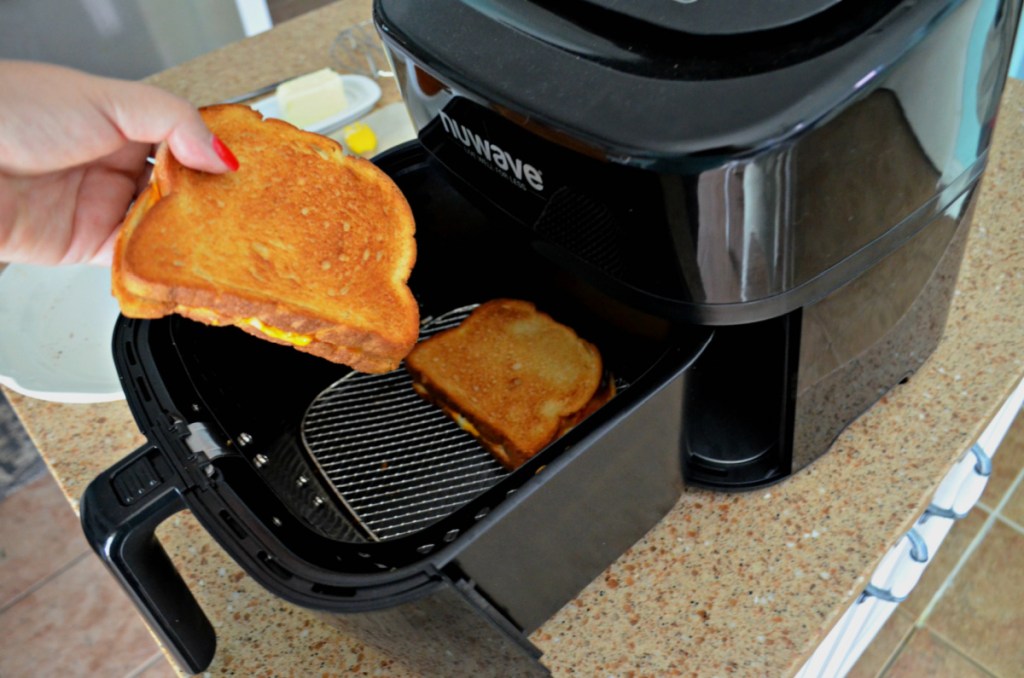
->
<box><xmin>212</xmin><ymin>135</ymin><xmax>239</xmax><ymax>171</ymax></box>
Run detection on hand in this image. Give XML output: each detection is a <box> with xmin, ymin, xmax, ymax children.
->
<box><xmin>0</xmin><ymin>60</ymin><xmax>238</xmax><ymax>266</ymax></box>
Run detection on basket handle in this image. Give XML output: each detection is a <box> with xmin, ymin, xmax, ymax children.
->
<box><xmin>80</xmin><ymin>443</ymin><xmax>216</xmax><ymax>674</ymax></box>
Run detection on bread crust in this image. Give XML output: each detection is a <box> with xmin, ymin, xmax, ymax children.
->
<box><xmin>112</xmin><ymin>104</ymin><xmax>418</xmax><ymax>373</ymax></box>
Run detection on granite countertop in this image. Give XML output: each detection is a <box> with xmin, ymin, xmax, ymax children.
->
<box><xmin>6</xmin><ymin>1</ymin><xmax>1024</xmax><ymax>675</ymax></box>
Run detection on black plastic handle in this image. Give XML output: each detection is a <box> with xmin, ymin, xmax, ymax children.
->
<box><xmin>80</xmin><ymin>443</ymin><xmax>216</xmax><ymax>674</ymax></box>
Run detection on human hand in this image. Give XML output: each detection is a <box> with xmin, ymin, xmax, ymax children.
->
<box><xmin>0</xmin><ymin>60</ymin><xmax>238</xmax><ymax>266</ymax></box>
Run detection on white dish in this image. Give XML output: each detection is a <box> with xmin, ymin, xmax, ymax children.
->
<box><xmin>0</xmin><ymin>264</ymin><xmax>124</xmax><ymax>403</ymax></box>
<box><xmin>250</xmin><ymin>74</ymin><xmax>382</xmax><ymax>135</ymax></box>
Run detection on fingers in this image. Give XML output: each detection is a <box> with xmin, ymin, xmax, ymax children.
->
<box><xmin>97</xmin><ymin>78</ymin><xmax>238</xmax><ymax>174</ymax></box>
<box><xmin>0</xmin><ymin>62</ymin><xmax>237</xmax><ymax>176</ymax></box>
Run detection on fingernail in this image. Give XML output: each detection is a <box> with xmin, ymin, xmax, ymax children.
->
<box><xmin>211</xmin><ymin>135</ymin><xmax>239</xmax><ymax>171</ymax></box>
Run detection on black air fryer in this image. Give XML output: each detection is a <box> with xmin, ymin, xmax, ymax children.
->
<box><xmin>81</xmin><ymin>1</ymin><xmax>1021</xmax><ymax>674</ymax></box>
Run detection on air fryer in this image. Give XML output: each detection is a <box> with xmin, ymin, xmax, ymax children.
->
<box><xmin>81</xmin><ymin>0</ymin><xmax>1021</xmax><ymax>674</ymax></box>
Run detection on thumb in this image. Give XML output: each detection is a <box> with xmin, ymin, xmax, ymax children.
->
<box><xmin>98</xmin><ymin>79</ymin><xmax>238</xmax><ymax>173</ymax></box>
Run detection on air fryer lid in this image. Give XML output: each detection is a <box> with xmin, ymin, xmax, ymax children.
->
<box><xmin>375</xmin><ymin>0</ymin><xmax>947</xmax><ymax>162</ymax></box>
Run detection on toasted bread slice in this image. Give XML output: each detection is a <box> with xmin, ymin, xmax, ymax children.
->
<box><xmin>405</xmin><ymin>299</ymin><xmax>613</xmax><ymax>470</ymax></box>
<box><xmin>112</xmin><ymin>104</ymin><xmax>418</xmax><ymax>373</ymax></box>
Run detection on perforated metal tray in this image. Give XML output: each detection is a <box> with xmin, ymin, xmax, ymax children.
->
<box><xmin>301</xmin><ymin>305</ymin><xmax>513</xmax><ymax>541</ymax></box>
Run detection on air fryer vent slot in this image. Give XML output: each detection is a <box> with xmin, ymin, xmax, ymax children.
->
<box><xmin>301</xmin><ymin>305</ymin><xmax>510</xmax><ymax>542</ymax></box>
<box><xmin>533</xmin><ymin>187</ymin><xmax>625</xmax><ymax>277</ymax></box>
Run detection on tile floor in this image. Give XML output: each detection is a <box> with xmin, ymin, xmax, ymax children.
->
<box><xmin>848</xmin><ymin>410</ymin><xmax>1024</xmax><ymax>677</ymax></box>
<box><xmin>0</xmin><ymin>410</ymin><xmax>1020</xmax><ymax>677</ymax></box>
<box><xmin>0</xmin><ymin>468</ymin><xmax>175</xmax><ymax>678</ymax></box>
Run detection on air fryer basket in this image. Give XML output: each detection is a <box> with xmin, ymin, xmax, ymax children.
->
<box><xmin>82</xmin><ymin>141</ymin><xmax>712</xmax><ymax>673</ymax></box>
<box><xmin>301</xmin><ymin>304</ymin><xmax>631</xmax><ymax>544</ymax></box>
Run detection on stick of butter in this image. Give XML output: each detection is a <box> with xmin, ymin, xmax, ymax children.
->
<box><xmin>276</xmin><ymin>68</ymin><xmax>348</xmax><ymax>128</ymax></box>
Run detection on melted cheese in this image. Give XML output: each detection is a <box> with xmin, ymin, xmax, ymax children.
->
<box><xmin>242</xmin><ymin>317</ymin><xmax>313</xmax><ymax>347</ymax></box>
<box><xmin>452</xmin><ymin>413</ymin><xmax>480</xmax><ymax>437</ymax></box>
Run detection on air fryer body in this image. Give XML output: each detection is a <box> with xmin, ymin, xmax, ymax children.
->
<box><xmin>80</xmin><ymin>0</ymin><xmax>1021</xmax><ymax>675</ymax></box>
<box><xmin>376</xmin><ymin>0</ymin><xmax>1020</xmax><ymax>486</ymax></box>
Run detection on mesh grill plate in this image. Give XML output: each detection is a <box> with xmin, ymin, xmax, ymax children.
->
<box><xmin>301</xmin><ymin>306</ymin><xmax>509</xmax><ymax>541</ymax></box>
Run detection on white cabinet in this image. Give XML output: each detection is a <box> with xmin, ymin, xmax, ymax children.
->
<box><xmin>795</xmin><ymin>377</ymin><xmax>1024</xmax><ymax>678</ymax></box>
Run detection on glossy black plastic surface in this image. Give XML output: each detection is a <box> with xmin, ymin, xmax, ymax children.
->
<box><xmin>378</xmin><ymin>0</ymin><xmax>1015</xmax><ymax>159</ymax></box>
<box><xmin>576</xmin><ymin>0</ymin><xmax>850</xmax><ymax>35</ymax></box>
<box><xmin>376</xmin><ymin>0</ymin><xmax>1019</xmax><ymax>320</ymax></box>
<box><xmin>80</xmin><ymin>444</ymin><xmax>215</xmax><ymax>674</ymax></box>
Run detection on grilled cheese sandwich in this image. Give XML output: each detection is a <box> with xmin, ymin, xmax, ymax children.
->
<box><xmin>112</xmin><ymin>104</ymin><xmax>418</xmax><ymax>373</ymax></box>
<box><xmin>405</xmin><ymin>299</ymin><xmax>613</xmax><ymax>470</ymax></box>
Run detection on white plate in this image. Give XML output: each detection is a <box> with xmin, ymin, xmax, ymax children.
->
<box><xmin>0</xmin><ymin>264</ymin><xmax>123</xmax><ymax>403</ymax></box>
<box><xmin>250</xmin><ymin>74</ymin><xmax>382</xmax><ymax>135</ymax></box>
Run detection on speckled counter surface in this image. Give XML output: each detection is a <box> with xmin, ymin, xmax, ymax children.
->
<box><xmin>6</xmin><ymin>2</ymin><xmax>1024</xmax><ymax>676</ymax></box>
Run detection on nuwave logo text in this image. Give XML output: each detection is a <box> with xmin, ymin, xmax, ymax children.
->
<box><xmin>439</xmin><ymin>111</ymin><xmax>544</xmax><ymax>192</ymax></box>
